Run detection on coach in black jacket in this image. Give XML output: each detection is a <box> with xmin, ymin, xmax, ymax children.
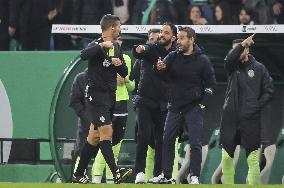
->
<box><xmin>132</xmin><ymin>23</ymin><xmax>177</xmax><ymax>183</ymax></box>
<box><xmin>220</xmin><ymin>34</ymin><xmax>274</xmax><ymax>185</ymax></box>
<box><xmin>154</xmin><ymin>26</ymin><xmax>216</xmax><ymax>184</ymax></box>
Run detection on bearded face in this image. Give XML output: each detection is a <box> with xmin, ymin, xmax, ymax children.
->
<box><xmin>158</xmin><ymin>25</ymin><xmax>174</xmax><ymax>47</ymax></box>
<box><xmin>177</xmin><ymin>31</ymin><xmax>194</xmax><ymax>53</ymax></box>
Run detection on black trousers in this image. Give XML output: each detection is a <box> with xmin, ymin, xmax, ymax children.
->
<box><xmin>135</xmin><ymin>104</ymin><xmax>167</xmax><ymax>176</ymax></box>
<box><xmin>162</xmin><ymin>105</ymin><xmax>203</xmax><ymax>178</ymax></box>
<box><xmin>112</xmin><ymin>115</ymin><xmax>127</xmax><ymax>145</ymax></box>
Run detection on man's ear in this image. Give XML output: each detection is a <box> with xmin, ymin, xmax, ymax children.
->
<box><xmin>190</xmin><ymin>37</ymin><xmax>195</xmax><ymax>43</ymax></box>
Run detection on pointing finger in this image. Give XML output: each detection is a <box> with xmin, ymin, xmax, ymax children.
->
<box><xmin>250</xmin><ymin>33</ymin><xmax>256</xmax><ymax>38</ymax></box>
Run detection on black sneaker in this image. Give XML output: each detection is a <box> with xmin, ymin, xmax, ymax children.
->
<box><xmin>114</xmin><ymin>168</ymin><xmax>133</xmax><ymax>184</ymax></box>
<box><xmin>72</xmin><ymin>174</ymin><xmax>90</xmax><ymax>184</ymax></box>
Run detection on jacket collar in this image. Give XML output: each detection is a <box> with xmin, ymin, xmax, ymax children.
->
<box><xmin>239</xmin><ymin>54</ymin><xmax>255</xmax><ymax>69</ymax></box>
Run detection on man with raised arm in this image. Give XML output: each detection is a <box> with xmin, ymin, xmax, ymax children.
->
<box><xmin>71</xmin><ymin>14</ymin><xmax>132</xmax><ymax>184</ymax></box>
<box><xmin>155</xmin><ymin>26</ymin><xmax>216</xmax><ymax>184</ymax></box>
<box><xmin>220</xmin><ymin>34</ymin><xmax>274</xmax><ymax>185</ymax></box>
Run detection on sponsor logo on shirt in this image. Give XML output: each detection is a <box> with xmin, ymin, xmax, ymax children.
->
<box><xmin>103</xmin><ymin>59</ymin><xmax>112</xmax><ymax>67</ymax></box>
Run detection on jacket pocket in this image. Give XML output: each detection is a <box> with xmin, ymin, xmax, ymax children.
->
<box><xmin>242</xmin><ymin>98</ymin><xmax>260</xmax><ymax>119</ymax></box>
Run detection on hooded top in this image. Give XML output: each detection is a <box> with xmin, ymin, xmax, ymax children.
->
<box><xmin>155</xmin><ymin>44</ymin><xmax>216</xmax><ymax>112</ymax></box>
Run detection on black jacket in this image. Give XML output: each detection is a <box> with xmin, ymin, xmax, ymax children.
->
<box><xmin>132</xmin><ymin>41</ymin><xmax>176</xmax><ymax>110</ymax></box>
<box><xmin>129</xmin><ymin>59</ymin><xmax>141</xmax><ymax>95</ymax></box>
<box><xmin>0</xmin><ymin>0</ymin><xmax>10</xmax><ymax>49</ymax></box>
<box><xmin>72</xmin><ymin>0</ymin><xmax>113</xmax><ymax>24</ymax></box>
<box><xmin>0</xmin><ymin>0</ymin><xmax>9</xmax><ymax>38</ymax></box>
<box><xmin>69</xmin><ymin>70</ymin><xmax>90</xmax><ymax>126</ymax></box>
<box><xmin>80</xmin><ymin>40</ymin><xmax>128</xmax><ymax>94</ymax></box>
<box><xmin>221</xmin><ymin>44</ymin><xmax>274</xmax><ymax>123</ymax></box>
<box><xmin>9</xmin><ymin>0</ymin><xmax>54</xmax><ymax>34</ymax></box>
<box><xmin>155</xmin><ymin>45</ymin><xmax>216</xmax><ymax>112</ymax></box>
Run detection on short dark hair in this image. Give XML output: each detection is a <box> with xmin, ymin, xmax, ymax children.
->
<box><xmin>148</xmin><ymin>28</ymin><xmax>160</xmax><ymax>36</ymax></box>
<box><xmin>232</xmin><ymin>39</ymin><xmax>244</xmax><ymax>45</ymax></box>
<box><xmin>178</xmin><ymin>26</ymin><xmax>196</xmax><ymax>40</ymax></box>
<box><xmin>163</xmin><ymin>22</ymin><xmax>177</xmax><ymax>37</ymax></box>
<box><xmin>100</xmin><ymin>14</ymin><xmax>120</xmax><ymax>31</ymax></box>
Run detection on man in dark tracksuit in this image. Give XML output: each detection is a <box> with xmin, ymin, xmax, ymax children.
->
<box><xmin>72</xmin><ymin>14</ymin><xmax>131</xmax><ymax>184</ymax></box>
<box><xmin>132</xmin><ymin>23</ymin><xmax>177</xmax><ymax>184</ymax></box>
<box><xmin>130</xmin><ymin>28</ymin><xmax>160</xmax><ymax>146</ymax></box>
<box><xmin>69</xmin><ymin>69</ymin><xmax>89</xmax><ymax>164</ymax></box>
<box><xmin>155</xmin><ymin>27</ymin><xmax>216</xmax><ymax>184</ymax></box>
<box><xmin>220</xmin><ymin>34</ymin><xmax>274</xmax><ymax>185</ymax></box>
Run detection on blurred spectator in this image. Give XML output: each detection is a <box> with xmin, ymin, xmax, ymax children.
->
<box><xmin>131</xmin><ymin>0</ymin><xmax>149</xmax><ymax>24</ymax></box>
<box><xmin>112</xmin><ymin>0</ymin><xmax>135</xmax><ymax>24</ymax></box>
<box><xmin>132</xmin><ymin>0</ymin><xmax>177</xmax><ymax>25</ymax></box>
<box><xmin>190</xmin><ymin>0</ymin><xmax>213</xmax><ymax>24</ymax></box>
<box><xmin>243</xmin><ymin>0</ymin><xmax>273</xmax><ymax>24</ymax></box>
<box><xmin>217</xmin><ymin>0</ymin><xmax>243</xmax><ymax>23</ymax></box>
<box><xmin>213</xmin><ymin>1</ymin><xmax>232</xmax><ymax>25</ymax></box>
<box><xmin>72</xmin><ymin>0</ymin><xmax>113</xmax><ymax>25</ymax></box>
<box><xmin>269</xmin><ymin>0</ymin><xmax>284</xmax><ymax>23</ymax></box>
<box><xmin>187</xmin><ymin>5</ymin><xmax>208</xmax><ymax>25</ymax></box>
<box><xmin>72</xmin><ymin>0</ymin><xmax>113</xmax><ymax>47</ymax></box>
<box><xmin>148</xmin><ymin>0</ymin><xmax>177</xmax><ymax>24</ymax></box>
<box><xmin>0</xmin><ymin>0</ymin><xmax>10</xmax><ymax>50</ymax></box>
<box><xmin>238</xmin><ymin>6</ymin><xmax>257</xmax><ymax>25</ymax></box>
<box><xmin>172</xmin><ymin>0</ymin><xmax>190</xmax><ymax>24</ymax></box>
<box><xmin>9</xmin><ymin>0</ymin><xmax>56</xmax><ymax>50</ymax></box>
<box><xmin>52</xmin><ymin>0</ymin><xmax>74</xmax><ymax>50</ymax></box>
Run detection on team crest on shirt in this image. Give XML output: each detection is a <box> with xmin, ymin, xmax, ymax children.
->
<box><xmin>99</xmin><ymin>116</ymin><xmax>105</xmax><ymax>123</ymax></box>
<box><xmin>103</xmin><ymin>58</ymin><xmax>112</xmax><ymax>67</ymax></box>
<box><xmin>248</xmin><ymin>69</ymin><xmax>254</xmax><ymax>78</ymax></box>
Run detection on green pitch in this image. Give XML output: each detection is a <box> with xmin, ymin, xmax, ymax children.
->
<box><xmin>0</xmin><ymin>183</ymin><xmax>283</xmax><ymax>188</ymax></box>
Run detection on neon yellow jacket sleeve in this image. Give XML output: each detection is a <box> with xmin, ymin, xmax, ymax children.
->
<box><xmin>115</xmin><ymin>54</ymin><xmax>135</xmax><ymax>101</ymax></box>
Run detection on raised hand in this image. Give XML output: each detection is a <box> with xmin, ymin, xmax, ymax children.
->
<box><xmin>117</xmin><ymin>74</ymin><xmax>125</xmax><ymax>84</ymax></box>
<box><xmin>112</xmin><ymin>58</ymin><xmax>122</xmax><ymax>66</ymax></box>
<box><xmin>157</xmin><ymin>57</ymin><xmax>166</xmax><ymax>70</ymax></box>
<box><xmin>48</xmin><ymin>9</ymin><xmax>58</xmax><ymax>21</ymax></box>
<box><xmin>241</xmin><ymin>33</ymin><xmax>255</xmax><ymax>47</ymax></box>
<box><xmin>136</xmin><ymin>45</ymin><xmax>145</xmax><ymax>54</ymax></box>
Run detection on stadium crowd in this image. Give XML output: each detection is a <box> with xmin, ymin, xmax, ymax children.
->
<box><xmin>0</xmin><ymin>0</ymin><xmax>284</xmax><ymax>51</ymax></box>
